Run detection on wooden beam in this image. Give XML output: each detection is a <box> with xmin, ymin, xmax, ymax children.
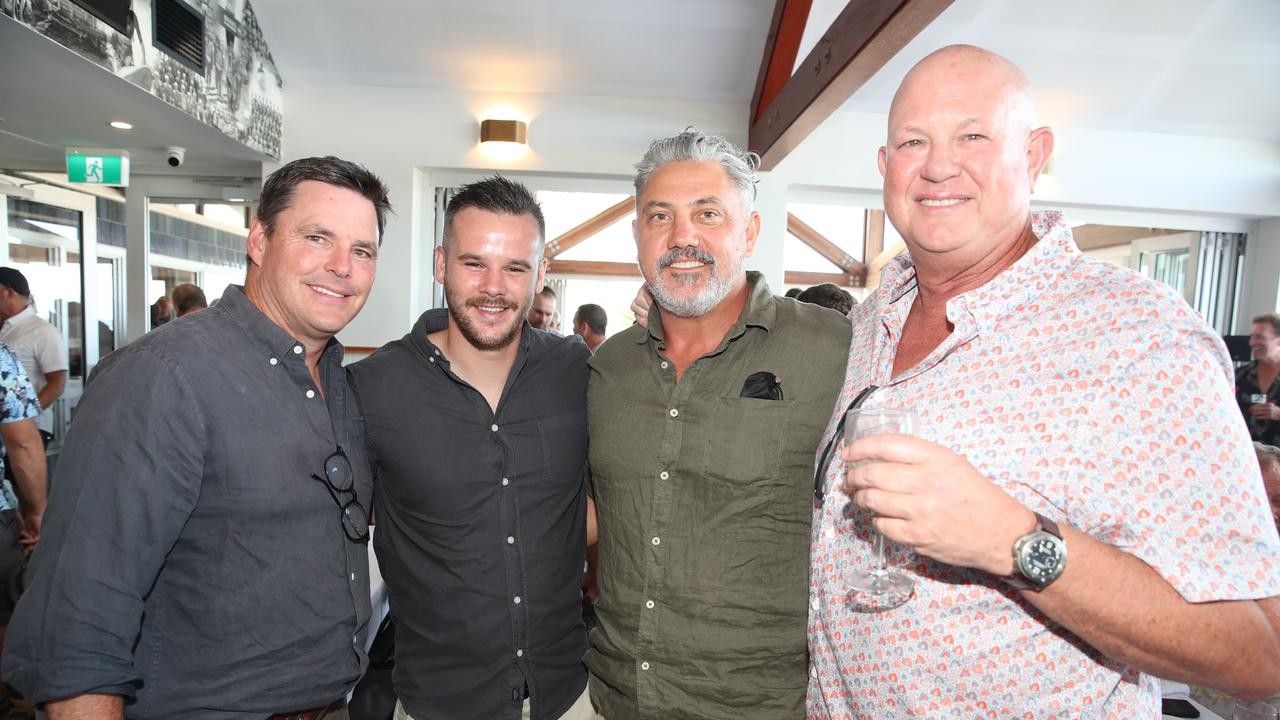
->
<box><xmin>547</xmin><ymin>260</ymin><xmax>641</xmax><ymax>277</ymax></box>
<box><xmin>787</xmin><ymin>212</ymin><xmax>867</xmax><ymax>284</ymax></box>
<box><xmin>751</xmin><ymin>0</ymin><xmax>814</xmax><ymax>124</ymax></box>
<box><xmin>864</xmin><ymin>209</ymin><xmax>885</xmax><ymax>261</ymax></box>
<box><xmin>544</xmin><ymin>197</ymin><xmax>634</xmax><ymax>259</ymax></box>
<box><xmin>749</xmin><ymin>0</ymin><xmax>953</xmax><ymax>170</ymax></box>
<box><xmin>866</xmin><ymin>237</ymin><xmax>907</xmax><ymax>288</ymax></box>
<box><xmin>785</xmin><ymin>270</ymin><xmax>860</xmax><ymax>287</ymax></box>
<box><xmin>1071</xmin><ymin>224</ymin><xmax>1183</xmax><ymax>252</ymax></box>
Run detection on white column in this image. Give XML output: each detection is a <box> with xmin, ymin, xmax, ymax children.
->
<box><xmin>749</xmin><ymin>170</ymin><xmax>787</xmax><ymax>292</ymax></box>
<box><xmin>123</xmin><ymin>179</ymin><xmax>152</xmax><ymax>344</ymax></box>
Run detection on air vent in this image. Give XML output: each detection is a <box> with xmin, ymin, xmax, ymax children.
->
<box><xmin>153</xmin><ymin>0</ymin><xmax>204</xmax><ymax>72</ymax></box>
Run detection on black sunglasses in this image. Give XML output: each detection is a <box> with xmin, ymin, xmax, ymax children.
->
<box><xmin>813</xmin><ymin>384</ymin><xmax>879</xmax><ymax>506</ymax></box>
<box><xmin>311</xmin><ymin>446</ymin><xmax>370</xmax><ymax>543</ymax></box>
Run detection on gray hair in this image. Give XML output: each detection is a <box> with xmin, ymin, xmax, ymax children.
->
<box><xmin>633</xmin><ymin>129</ymin><xmax>760</xmax><ymax>213</ymax></box>
<box><xmin>1256</xmin><ymin>442</ymin><xmax>1280</xmax><ymax>465</ymax></box>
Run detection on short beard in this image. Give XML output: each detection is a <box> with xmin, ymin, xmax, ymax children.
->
<box><xmin>445</xmin><ymin>284</ymin><xmax>525</xmax><ymax>351</ymax></box>
<box><xmin>646</xmin><ymin>246</ymin><xmax>743</xmax><ymax>319</ymax></box>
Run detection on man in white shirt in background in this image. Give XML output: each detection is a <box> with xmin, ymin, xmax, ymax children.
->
<box><xmin>0</xmin><ymin>268</ymin><xmax>67</xmax><ymax>444</ymax></box>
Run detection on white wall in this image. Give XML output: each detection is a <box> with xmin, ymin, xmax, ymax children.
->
<box><xmin>282</xmin><ymin>84</ymin><xmax>745</xmax><ymax>347</ymax></box>
<box><xmin>283</xmin><ymin>85</ymin><xmax>1280</xmax><ymax>347</ymax></box>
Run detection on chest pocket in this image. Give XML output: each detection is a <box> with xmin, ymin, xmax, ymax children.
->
<box><xmin>702</xmin><ymin>396</ymin><xmax>795</xmax><ymax>486</ymax></box>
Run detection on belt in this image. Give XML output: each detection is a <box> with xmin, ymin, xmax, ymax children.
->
<box><xmin>268</xmin><ymin>697</ymin><xmax>346</xmax><ymax>720</ymax></box>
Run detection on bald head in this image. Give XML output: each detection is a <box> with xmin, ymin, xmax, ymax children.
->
<box><xmin>877</xmin><ymin>44</ymin><xmax>1053</xmax><ymax>267</ymax></box>
<box><xmin>890</xmin><ymin>45</ymin><xmax>1035</xmax><ymax>139</ymax></box>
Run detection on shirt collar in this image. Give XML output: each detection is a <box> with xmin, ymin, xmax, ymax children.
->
<box><xmin>218</xmin><ymin>284</ymin><xmax>344</xmax><ymax>365</ymax></box>
<box><xmin>639</xmin><ymin>271</ymin><xmax>777</xmax><ymax>346</ymax></box>
<box><xmin>873</xmin><ymin>210</ymin><xmax>1079</xmax><ymax>335</ymax></box>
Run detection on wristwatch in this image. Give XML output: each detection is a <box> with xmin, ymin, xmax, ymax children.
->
<box><xmin>1007</xmin><ymin>512</ymin><xmax>1067</xmax><ymax>591</ymax></box>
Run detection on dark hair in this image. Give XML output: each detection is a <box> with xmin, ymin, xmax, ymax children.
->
<box><xmin>171</xmin><ymin>283</ymin><xmax>208</xmax><ymax>312</ymax></box>
<box><xmin>1254</xmin><ymin>313</ymin><xmax>1280</xmax><ymax>336</ymax></box>
<box><xmin>257</xmin><ymin>156</ymin><xmax>393</xmax><ymax>242</ymax></box>
<box><xmin>574</xmin><ymin>303</ymin><xmax>607</xmax><ymax>335</ymax></box>
<box><xmin>443</xmin><ymin>176</ymin><xmax>545</xmax><ymax>253</ymax></box>
<box><xmin>796</xmin><ymin>283</ymin><xmax>854</xmax><ymax>316</ymax></box>
<box><xmin>538</xmin><ymin>285</ymin><xmax>557</xmax><ymax>299</ymax></box>
<box><xmin>784</xmin><ymin>287</ymin><xmax>802</xmax><ymax>299</ymax></box>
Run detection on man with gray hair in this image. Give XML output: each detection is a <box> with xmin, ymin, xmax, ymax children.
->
<box><xmin>584</xmin><ymin>130</ymin><xmax>850</xmax><ymax>719</ymax></box>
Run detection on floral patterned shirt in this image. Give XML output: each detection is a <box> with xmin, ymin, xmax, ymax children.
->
<box><xmin>0</xmin><ymin>339</ymin><xmax>40</xmax><ymax>511</ymax></box>
<box><xmin>808</xmin><ymin>211</ymin><xmax>1280</xmax><ymax>719</ymax></box>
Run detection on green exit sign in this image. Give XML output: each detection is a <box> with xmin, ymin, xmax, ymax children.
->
<box><xmin>66</xmin><ymin>149</ymin><xmax>129</xmax><ymax>187</ymax></box>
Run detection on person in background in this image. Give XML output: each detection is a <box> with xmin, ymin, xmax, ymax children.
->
<box><xmin>149</xmin><ymin>295</ymin><xmax>174</xmax><ymax>328</ymax></box>
<box><xmin>350</xmin><ymin>176</ymin><xmax>594</xmax><ymax>720</ymax></box>
<box><xmin>171</xmin><ymin>283</ymin><xmax>208</xmax><ymax>317</ymax></box>
<box><xmin>783</xmin><ymin>287</ymin><xmax>802</xmax><ymax>299</ymax></box>
<box><xmin>4</xmin><ymin>156</ymin><xmax>391</xmax><ymax>720</ymax></box>
<box><xmin>586</xmin><ymin>129</ymin><xmax>849</xmax><ymax>719</ymax></box>
<box><xmin>795</xmin><ymin>282</ymin><xmax>854</xmax><ymax>316</ymax></box>
<box><xmin>529</xmin><ymin>286</ymin><xmax>558</xmax><ymax>333</ymax></box>
<box><xmin>572</xmin><ymin>304</ymin><xmax>607</xmax><ymax>353</ymax></box>
<box><xmin>0</xmin><ymin>267</ymin><xmax>68</xmax><ymax>445</ymax></box>
<box><xmin>1237</xmin><ymin>313</ymin><xmax>1280</xmax><ymax>446</ymax></box>
<box><xmin>810</xmin><ymin>44</ymin><xmax>1280</xmax><ymax>718</ymax></box>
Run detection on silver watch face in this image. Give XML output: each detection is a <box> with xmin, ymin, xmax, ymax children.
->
<box><xmin>1020</xmin><ymin>534</ymin><xmax>1065</xmax><ymax>583</ymax></box>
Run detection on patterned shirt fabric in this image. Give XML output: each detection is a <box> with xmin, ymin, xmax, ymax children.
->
<box><xmin>808</xmin><ymin>211</ymin><xmax>1280</xmax><ymax>720</ymax></box>
<box><xmin>1234</xmin><ymin>361</ymin><xmax>1280</xmax><ymax>446</ymax></box>
<box><xmin>0</xmin><ymin>339</ymin><xmax>40</xmax><ymax>509</ymax></box>
<box><xmin>587</xmin><ymin>272</ymin><xmax>849</xmax><ymax>720</ymax></box>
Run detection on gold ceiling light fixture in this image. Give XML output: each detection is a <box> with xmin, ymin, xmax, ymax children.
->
<box><xmin>480</xmin><ymin>119</ymin><xmax>527</xmax><ymax>144</ymax></box>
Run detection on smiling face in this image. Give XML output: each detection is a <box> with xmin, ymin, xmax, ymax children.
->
<box><xmin>1251</xmin><ymin>322</ymin><xmax>1280</xmax><ymax>364</ymax></box>
<box><xmin>437</xmin><ymin>206</ymin><xmax>545</xmax><ymax>352</ymax></box>
<box><xmin>245</xmin><ymin>180</ymin><xmax>378</xmax><ymax>348</ymax></box>
<box><xmin>878</xmin><ymin>46</ymin><xmax>1052</xmax><ymax>264</ymax></box>
<box><xmin>634</xmin><ymin>160</ymin><xmax>759</xmax><ymax>319</ymax></box>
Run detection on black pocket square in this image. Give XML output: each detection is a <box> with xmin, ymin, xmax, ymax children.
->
<box><xmin>740</xmin><ymin>371</ymin><xmax>784</xmax><ymax>401</ymax></box>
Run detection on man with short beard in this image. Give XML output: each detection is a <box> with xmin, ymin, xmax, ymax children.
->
<box><xmin>348</xmin><ymin>177</ymin><xmax>595</xmax><ymax>720</ymax></box>
<box><xmin>584</xmin><ymin>130</ymin><xmax>850</xmax><ymax>719</ymax></box>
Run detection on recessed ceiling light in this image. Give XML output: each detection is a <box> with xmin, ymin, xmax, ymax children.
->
<box><xmin>109</xmin><ymin>121</ymin><xmax>133</xmax><ymax>130</ymax></box>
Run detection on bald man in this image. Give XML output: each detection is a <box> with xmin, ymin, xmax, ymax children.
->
<box><xmin>809</xmin><ymin>45</ymin><xmax>1280</xmax><ymax>717</ymax></box>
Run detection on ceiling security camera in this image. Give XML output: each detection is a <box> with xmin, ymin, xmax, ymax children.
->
<box><xmin>165</xmin><ymin>146</ymin><xmax>186</xmax><ymax>168</ymax></box>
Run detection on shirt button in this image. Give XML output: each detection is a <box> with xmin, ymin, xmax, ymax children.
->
<box><xmin>641</xmin><ymin>661</ymin><xmax>650</xmax><ymax>670</ymax></box>
<box><xmin>645</xmin><ymin>600</ymin><xmax>655</xmax><ymax>609</ymax></box>
<box><xmin>660</xmin><ymin>361</ymin><xmax>669</xmax><ymax>369</ymax></box>
<box><xmin>305</xmin><ymin>389</ymin><xmax>316</xmax><ymax>399</ymax></box>
<box><xmin>269</xmin><ymin>357</ymin><xmax>278</xmax><ymax>366</ymax></box>
<box><xmin>513</xmin><ymin>596</ymin><xmax>522</xmax><ymax>604</ymax></box>
<box><xmin>502</xmin><ymin>477</ymin><xmax>509</xmax><ymax>486</ymax></box>
<box><xmin>516</xmin><ymin>649</ymin><xmax>524</xmax><ymax>658</ymax></box>
<box><xmin>429</xmin><ymin>357</ymin><xmax>435</xmax><ymax>363</ymax></box>
<box><xmin>293</xmin><ymin>345</ymin><xmax>303</xmax><ymax>354</ymax></box>
<box><xmin>491</xmin><ymin>424</ymin><xmax>499</xmax><ymax>432</ymax></box>
<box><xmin>507</xmin><ymin>536</ymin><xmax>515</xmax><ymax>544</ymax></box>
<box><xmin>668</xmin><ymin>408</ymin><xmax>678</xmax><ymax>418</ymax></box>
<box><xmin>651</xmin><ymin>536</ymin><xmax>661</xmax><ymax>546</ymax></box>
<box><xmin>810</xmin><ymin>666</ymin><xmax>818</xmax><ymax>678</ymax></box>
<box><xmin>351</xmin><ymin>573</ymin><xmax>356</xmax><ymax>581</ymax></box>
<box><xmin>659</xmin><ymin>471</ymin><xmax>669</xmax><ymax>480</ymax></box>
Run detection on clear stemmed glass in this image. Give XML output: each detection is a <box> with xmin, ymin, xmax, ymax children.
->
<box><xmin>843</xmin><ymin>406</ymin><xmax>917</xmax><ymax>612</ymax></box>
<box><xmin>1234</xmin><ymin>701</ymin><xmax>1280</xmax><ymax>720</ymax></box>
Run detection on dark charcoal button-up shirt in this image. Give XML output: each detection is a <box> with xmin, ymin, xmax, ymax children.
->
<box><xmin>1235</xmin><ymin>360</ymin><xmax>1280</xmax><ymax>445</ymax></box>
<box><xmin>586</xmin><ymin>273</ymin><xmax>850</xmax><ymax>720</ymax></box>
<box><xmin>348</xmin><ymin>309</ymin><xmax>589</xmax><ymax>720</ymax></box>
<box><xmin>3</xmin><ymin>286</ymin><xmax>372</xmax><ymax>720</ymax></box>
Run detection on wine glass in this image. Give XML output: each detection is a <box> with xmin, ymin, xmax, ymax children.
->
<box><xmin>843</xmin><ymin>406</ymin><xmax>917</xmax><ymax>612</ymax></box>
<box><xmin>1234</xmin><ymin>701</ymin><xmax>1280</xmax><ymax>720</ymax></box>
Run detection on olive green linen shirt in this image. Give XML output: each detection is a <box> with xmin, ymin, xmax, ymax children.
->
<box><xmin>586</xmin><ymin>272</ymin><xmax>851</xmax><ymax>720</ymax></box>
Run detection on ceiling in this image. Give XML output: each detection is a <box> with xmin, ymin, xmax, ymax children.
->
<box><xmin>2</xmin><ymin>0</ymin><xmax>1274</xmax><ymax>188</ymax></box>
<box><xmin>0</xmin><ymin>15</ymin><xmax>270</xmax><ymax>184</ymax></box>
<box><xmin>253</xmin><ymin>0</ymin><xmax>1280</xmax><ymax>142</ymax></box>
